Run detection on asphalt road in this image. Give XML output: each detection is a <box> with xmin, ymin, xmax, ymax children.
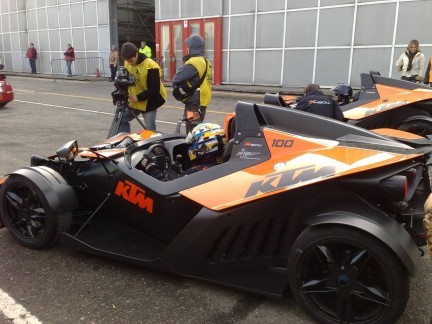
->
<box><xmin>0</xmin><ymin>76</ymin><xmax>431</xmax><ymax>324</ymax></box>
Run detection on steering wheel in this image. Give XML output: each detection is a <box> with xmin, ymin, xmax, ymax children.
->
<box><xmin>140</xmin><ymin>143</ymin><xmax>172</xmax><ymax>179</ymax></box>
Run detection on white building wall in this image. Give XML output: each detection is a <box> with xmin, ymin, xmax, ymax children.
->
<box><xmin>0</xmin><ymin>0</ymin><xmax>112</xmax><ymax>76</ymax></box>
<box><xmin>156</xmin><ymin>0</ymin><xmax>432</xmax><ymax>87</ymax></box>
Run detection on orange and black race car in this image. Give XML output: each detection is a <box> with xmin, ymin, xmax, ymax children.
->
<box><xmin>341</xmin><ymin>72</ymin><xmax>432</xmax><ymax>136</ymax></box>
<box><xmin>1</xmin><ymin>101</ymin><xmax>432</xmax><ymax>323</ymax></box>
<box><xmin>267</xmin><ymin>72</ymin><xmax>432</xmax><ymax>137</ymax></box>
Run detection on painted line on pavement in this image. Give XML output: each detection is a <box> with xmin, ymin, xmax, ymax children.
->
<box><xmin>0</xmin><ymin>288</ymin><xmax>42</xmax><ymax>323</ymax></box>
<box><xmin>13</xmin><ymin>92</ymin><xmax>229</xmax><ymax>115</ymax></box>
<box><xmin>13</xmin><ymin>99</ymin><xmax>179</xmax><ymax>126</ymax></box>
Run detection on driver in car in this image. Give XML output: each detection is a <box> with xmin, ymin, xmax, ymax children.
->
<box><xmin>141</xmin><ymin>123</ymin><xmax>227</xmax><ymax>181</ymax></box>
<box><xmin>184</xmin><ymin>122</ymin><xmax>227</xmax><ymax>174</ymax></box>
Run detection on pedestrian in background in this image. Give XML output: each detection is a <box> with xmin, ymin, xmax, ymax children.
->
<box><xmin>139</xmin><ymin>41</ymin><xmax>152</xmax><ymax>58</ymax></box>
<box><xmin>295</xmin><ymin>84</ymin><xmax>344</xmax><ymax>121</ymax></box>
<box><xmin>109</xmin><ymin>45</ymin><xmax>119</xmax><ymax>82</ymax></box>
<box><xmin>172</xmin><ymin>34</ymin><xmax>212</xmax><ymax>133</ymax></box>
<box><xmin>25</xmin><ymin>43</ymin><xmax>37</xmax><ymax>74</ymax></box>
<box><xmin>64</xmin><ymin>44</ymin><xmax>75</xmax><ymax>77</ymax></box>
<box><xmin>119</xmin><ymin>42</ymin><xmax>166</xmax><ymax>132</ymax></box>
<box><xmin>395</xmin><ymin>39</ymin><xmax>425</xmax><ymax>83</ymax></box>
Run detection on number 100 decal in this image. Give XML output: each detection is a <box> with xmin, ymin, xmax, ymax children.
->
<box><xmin>272</xmin><ymin>139</ymin><xmax>294</xmax><ymax>148</ymax></box>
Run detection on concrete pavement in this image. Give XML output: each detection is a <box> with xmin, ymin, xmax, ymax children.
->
<box><xmin>2</xmin><ymin>71</ymin><xmax>305</xmax><ymax>96</ymax></box>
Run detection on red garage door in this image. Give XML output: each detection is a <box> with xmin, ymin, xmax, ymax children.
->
<box><xmin>156</xmin><ymin>17</ymin><xmax>221</xmax><ymax>84</ymax></box>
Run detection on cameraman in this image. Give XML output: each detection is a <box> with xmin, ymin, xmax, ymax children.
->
<box><xmin>119</xmin><ymin>42</ymin><xmax>166</xmax><ymax>132</ymax></box>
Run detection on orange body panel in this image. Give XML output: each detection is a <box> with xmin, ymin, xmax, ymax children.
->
<box><xmin>344</xmin><ymin>85</ymin><xmax>432</xmax><ymax>120</ymax></box>
<box><xmin>79</xmin><ymin>149</ymin><xmax>124</xmax><ymax>159</ymax></box>
<box><xmin>0</xmin><ymin>176</ymin><xmax>7</xmax><ymax>186</ymax></box>
<box><xmin>281</xmin><ymin>95</ymin><xmax>298</xmax><ymax>106</ymax></box>
<box><xmin>180</xmin><ymin>128</ymin><xmax>421</xmax><ymax>210</ymax></box>
<box><xmin>371</xmin><ymin>128</ymin><xmax>425</xmax><ymax>139</ymax></box>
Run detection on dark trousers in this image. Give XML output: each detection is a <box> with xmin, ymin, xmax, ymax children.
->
<box><xmin>29</xmin><ymin>58</ymin><xmax>36</xmax><ymax>74</ymax></box>
<box><xmin>110</xmin><ymin>64</ymin><xmax>117</xmax><ymax>81</ymax></box>
<box><xmin>66</xmin><ymin>60</ymin><xmax>73</xmax><ymax>76</ymax></box>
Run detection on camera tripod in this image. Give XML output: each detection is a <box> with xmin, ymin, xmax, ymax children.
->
<box><xmin>107</xmin><ymin>97</ymin><xmax>146</xmax><ymax>139</ymax></box>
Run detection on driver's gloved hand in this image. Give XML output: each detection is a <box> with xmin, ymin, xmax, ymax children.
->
<box><xmin>145</xmin><ymin>163</ymin><xmax>162</xmax><ymax>179</ymax></box>
<box><xmin>140</xmin><ymin>154</ymin><xmax>151</xmax><ymax>170</ymax></box>
<box><xmin>141</xmin><ymin>154</ymin><xmax>168</xmax><ymax>181</ymax></box>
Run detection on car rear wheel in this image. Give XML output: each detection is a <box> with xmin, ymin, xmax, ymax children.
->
<box><xmin>0</xmin><ymin>175</ymin><xmax>72</xmax><ymax>249</ymax></box>
<box><xmin>287</xmin><ymin>226</ymin><xmax>409</xmax><ymax>324</ymax></box>
<box><xmin>0</xmin><ymin>102</ymin><xmax>8</xmax><ymax>107</ymax></box>
<box><xmin>398</xmin><ymin>119</ymin><xmax>432</xmax><ymax>137</ymax></box>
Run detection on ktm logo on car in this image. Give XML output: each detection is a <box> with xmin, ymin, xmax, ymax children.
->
<box><xmin>115</xmin><ymin>180</ymin><xmax>154</xmax><ymax>213</ymax></box>
<box><xmin>245</xmin><ymin>164</ymin><xmax>336</xmax><ymax>197</ymax></box>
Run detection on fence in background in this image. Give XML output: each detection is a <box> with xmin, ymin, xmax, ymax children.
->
<box><xmin>50</xmin><ymin>57</ymin><xmax>106</xmax><ymax>79</ymax></box>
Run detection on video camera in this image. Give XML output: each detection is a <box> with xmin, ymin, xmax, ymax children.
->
<box><xmin>108</xmin><ymin>66</ymin><xmax>147</xmax><ymax>138</ymax></box>
<box><xmin>111</xmin><ymin>66</ymin><xmax>135</xmax><ymax>105</ymax></box>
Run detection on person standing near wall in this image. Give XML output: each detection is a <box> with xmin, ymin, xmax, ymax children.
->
<box><xmin>395</xmin><ymin>39</ymin><xmax>425</xmax><ymax>83</ymax></box>
<box><xmin>172</xmin><ymin>34</ymin><xmax>212</xmax><ymax>133</ymax></box>
<box><xmin>109</xmin><ymin>45</ymin><xmax>119</xmax><ymax>82</ymax></box>
<box><xmin>139</xmin><ymin>41</ymin><xmax>152</xmax><ymax>58</ymax></box>
<box><xmin>25</xmin><ymin>43</ymin><xmax>37</xmax><ymax>74</ymax></box>
<box><xmin>64</xmin><ymin>44</ymin><xmax>75</xmax><ymax>77</ymax></box>
<box><xmin>119</xmin><ymin>42</ymin><xmax>166</xmax><ymax>132</ymax></box>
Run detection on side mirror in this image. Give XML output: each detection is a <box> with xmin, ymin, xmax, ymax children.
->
<box><xmin>56</xmin><ymin>140</ymin><xmax>79</xmax><ymax>161</ymax></box>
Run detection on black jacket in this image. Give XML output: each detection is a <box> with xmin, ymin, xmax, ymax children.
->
<box><xmin>424</xmin><ymin>58</ymin><xmax>431</xmax><ymax>85</ymax></box>
<box><xmin>295</xmin><ymin>90</ymin><xmax>344</xmax><ymax>121</ymax></box>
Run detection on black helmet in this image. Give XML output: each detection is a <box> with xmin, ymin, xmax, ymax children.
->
<box><xmin>331</xmin><ymin>83</ymin><xmax>352</xmax><ymax>103</ymax></box>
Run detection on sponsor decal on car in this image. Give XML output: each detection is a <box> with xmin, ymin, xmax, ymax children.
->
<box><xmin>114</xmin><ymin>180</ymin><xmax>154</xmax><ymax>213</ymax></box>
<box><xmin>271</xmin><ymin>139</ymin><xmax>294</xmax><ymax>148</ymax></box>
<box><xmin>245</xmin><ymin>164</ymin><xmax>336</xmax><ymax>197</ymax></box>
<box><xmin>243</xmin><ymin>141</ymin><xmax>263</xmax><ymax>147</ymax></box>
<box><xmin>236</xmin><ymin>149</ymin><xmax>261</xmax><ymax>160</ymax></box>
<box><xmin>364</xmin><ymin>100</ymin><xmax>408</xmax><ymax>117</ymax></box>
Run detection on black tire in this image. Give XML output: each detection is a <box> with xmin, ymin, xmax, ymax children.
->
<box><xmin>0</xmin><ymin>175</ymin><xmax>72</xmax><ymax>249</ymax></box>
<box><xmin>0</xmin><ymin>102</ymin><xmax>8</xmax><ymax>107</ymax></box>
<box><xmin>398</xmin><ymin>119</ymin><xmax>432</xmax><ymax>137</ymax></box>
<box><xmin>287</xmin><ymin>226</ymin><xmax>409</xmax><ymax>324</ymax></box>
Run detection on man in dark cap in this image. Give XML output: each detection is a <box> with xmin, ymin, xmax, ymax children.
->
<box><xmin>295</xmin><ymin>83</ymin><xmax>344</xmax><ymax>121</ymax></box>
<box><xmin>172</xmin><ymin>34</ymin><xmax>212</xmax><ymax>133</ymax></box>
<box><xmin>119</xmin><ymin>42</ymin><xmax>166</xmax><ymax>132</ymax></box>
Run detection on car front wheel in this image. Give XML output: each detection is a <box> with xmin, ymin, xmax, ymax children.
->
<box><xmin>287</xmin><ymin>226</ymin><xmax>409</xmax><ymax>324</ymax></box>
<box><xmin>0</xmin><ymin>175</ymin><xmax>72</xmax><ymax>249</ymax></box>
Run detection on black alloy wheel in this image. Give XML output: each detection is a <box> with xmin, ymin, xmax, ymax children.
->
<box><xmin>398</xmin><ymin>120</ymin><xmax>432</xmax><ymax>137</ymax></box>
<box><xmin>287</xmin><ymin>226</ymin><xmax>409</xmax><ymax>324</ymax></box>
<box><xmin>0</xmin><ymin>175</ymin><xmax>72</xmax><ymax>249</ymax></box>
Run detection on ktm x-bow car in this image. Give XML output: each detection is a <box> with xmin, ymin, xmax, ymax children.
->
<box><xmin>1</xmin><ymin>101</ymin><xmax>432</xmax><ymax>323</ymax></box>
<box><xmin>267</xmin><ymin>71</ymin><xmax>432</xmax><ymax>137</ymax></box>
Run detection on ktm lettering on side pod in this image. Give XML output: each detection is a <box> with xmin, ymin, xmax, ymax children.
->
<box><xmin>245</xmin><ymin>165</ymin><xmax>336</xmax><ymax>197</ymax></box>
<box><xmin>114</xmin><ymin>180</ymin><xmax>154</xmax><ymax>213</ymax></box>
